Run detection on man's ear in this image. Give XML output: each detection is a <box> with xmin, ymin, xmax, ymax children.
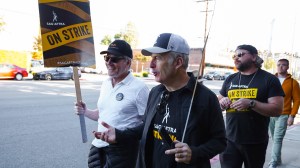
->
<box><xmin>127</xmin><ymin>59</ymin><xmax>132</xmax><ymax>67</ymax></box>
<box><xmin>175</xmin><ymin>56</ymin><xmax>184</xmax><ymax>69</ymax></box>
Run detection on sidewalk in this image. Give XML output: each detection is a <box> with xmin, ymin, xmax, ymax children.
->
<box><xmin>211</xmin><ymin>115</ymin><xmax>300</xmax><ymax>168</ymax></box>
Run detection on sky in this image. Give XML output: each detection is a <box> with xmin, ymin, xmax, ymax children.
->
<box><xmin>0</xmin><ymin>0</ymin><xmax>299</xmax><ymax>58</ymax></box>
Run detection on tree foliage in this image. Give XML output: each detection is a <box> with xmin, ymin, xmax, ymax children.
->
<box><xmin>122</xmin><ymin>22</ymin><xmax>139</xmax><ymax>48</ymax></box>
<box><xmin>263</xmin><ymin>56</ymin><xmax>275</xmax><ymax>70</ymax></box>
<box><xmin>134</xmin><ymin>53</ymin><xmax>151</xmax><ymax>63</ymax></box>
<box><xmin>100</xmin><ymin>22</ymin><xmax>141</xmax><ymax>66</ymax></box>
<box><xmin>114</xmin><ymin>33</ymin><xmax>122</xmax><ymax>40</ymax></box>
<box><xmin>0</xmin><ymin>17</ymin><xmax>6</xmax><ymax>32</ymax></box>
<box><xmin>101</xmin><ymin>35</ymin><xmax>112</xmax><ymax>45</ymax></box>
<box><xmin>259</xmin><ymin>50</ymin><xmax>275</xmax><ymax>70</ymax></box>
<box><xmin>100</xmin><ymin>22</ymin><xmax>139</xmax><ymax>48</ymax></box>
<box><xmin>32</xmin><ymin>32</ymin><xmax>43</xmax><ymax>60</ymax></box>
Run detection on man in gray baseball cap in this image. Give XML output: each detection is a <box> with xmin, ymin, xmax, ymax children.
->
<box><xmin>136</xmin><ymin>33</ymin><xmax>226</xmax><ymax>167</ymax></box>
<box><xmin>90</xmin><ymin>33</ymin><xmax>226</xmax><ymax>168</ymax></box>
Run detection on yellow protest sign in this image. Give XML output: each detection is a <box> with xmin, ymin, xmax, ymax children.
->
<box><xmin>38</xmin><ymin>0</ymin><xmax>95</xmax><ymax>67</ymax></box>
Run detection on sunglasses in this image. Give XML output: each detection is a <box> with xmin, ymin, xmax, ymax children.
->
<box><xmin>156</xmin><ymin>91</ymin><xmax>170</xmax><ymax>114</ymax></box>
<box><xmin>232</xmin><ymin>52</ymin><xmax>249</xmax><ymax>59</ymax></box>
<box><xmin>277</xmin><ymin>64</ymin><xmax>288</xmax><ymax>67</ymax></box>
<box><xmin>104</xmin><ymin>55</ymin><xmax>125</xmax><ymax>63</ymax></box>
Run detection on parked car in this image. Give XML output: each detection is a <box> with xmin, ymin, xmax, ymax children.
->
<box><xmin>223</xmin><ymin>71</ymin><xmax>235</xmax><ymax>79</ymax></box>
<box><xmin>32</xmin><ymin>67</ymin><xmax>81</xmax><ymax>80</ymax></box>
<box><xmin>79</xmin><ymin>67</ymin><xmax>105</xmax><ymax>74</ymax></box>
<box><xmin>187</xmin><ymin>69</ymin><xmax>201</xmax><ymax>78</ymax></box>
<box><xmin>0</xmin><ymin>63</ymin><xmax>28</xmax><ymax>80</ymax></box>
<box><xmin>203</xmin><ymin>71</ymin><xmax>224</xmax><ymax>80</ymax></box>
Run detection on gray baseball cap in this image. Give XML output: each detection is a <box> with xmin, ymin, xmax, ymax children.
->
<box><xmin>141</xmin><ymin>33</ymin><xmax>190</xmax><ymax>56</ymax></box>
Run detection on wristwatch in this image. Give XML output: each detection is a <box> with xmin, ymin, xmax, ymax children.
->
<box><xmin>249</xmin><ymin>100</ymin><xmax>256</xmax><ymax>108</ymax></box>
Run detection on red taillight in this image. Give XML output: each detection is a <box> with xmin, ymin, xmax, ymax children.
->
<box><xmin>23</xmin><ymin>71</ymin><xmax>28</xmax><ymax>77</ymax></box>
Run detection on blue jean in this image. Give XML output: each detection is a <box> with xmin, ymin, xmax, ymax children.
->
<box><xmin>269</xmin><ymin>115</ymin><xmax>289</xmax><ymax>164</ymax></box>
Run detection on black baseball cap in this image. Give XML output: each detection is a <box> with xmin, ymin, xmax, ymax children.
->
<box><xmin>100</xmin><ymin>40</ymin><xmax>133</xmax><ymax>58</ymax></box>
<box><xmin>236</xmin><ymin>44</ymin><xmax>258</xmax><ymax>55</ymax></box>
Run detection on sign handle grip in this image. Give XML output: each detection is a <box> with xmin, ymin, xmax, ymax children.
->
<box><xmin>73</xmin><ymin>67</ymin><xmax>88</xmax><ymax>143</ymax></box>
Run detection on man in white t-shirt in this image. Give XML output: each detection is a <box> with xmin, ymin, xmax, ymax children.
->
<box><xmin>75</xmin><ymin>40</ymin><xmax>149</xmax><ymax>168</ymax></box>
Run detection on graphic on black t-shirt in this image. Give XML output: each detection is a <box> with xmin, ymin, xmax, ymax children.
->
<box><xmin>227</xmin><ymin>88</ymin><xmax>258</xmax><ymax>112</ymax></box>
<box><xmin>151</xmin><ymin>90</ymin><xmax>180</xmax><ymax>168</ymax></box>
<box><xmin>220</xmin><ymin>69</ymin><xmax>285</xmax><ymax>144</ymax></box>
<box><xmin>152</xmin><ymin>113</ymin><xmax>176</xmax><ymax>168</ymax></box>
<box><xmin>153</xmin><ymin>92</ymin><xmax>177</xmax><ymax>143</ymax></box>
<box><xmin>162</xmin><ymin>104</ymin><xmax>170</xmax><ymax>124</ymax></box>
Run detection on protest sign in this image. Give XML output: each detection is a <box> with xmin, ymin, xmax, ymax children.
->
<box><xmin>38</xmin><ymin>0</ymin><xmax>96</xmax><ymax>143</ymax></box>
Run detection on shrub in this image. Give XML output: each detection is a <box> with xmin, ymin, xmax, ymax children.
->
<box><xmin>133</xmin><ymin>73</ymin><xmax>141</xmax><ymax>77</ymax></box>
<box><xmin>141</xmin><ymin>71</ymin><xmax>149</xmax><ymax>77</ymax></box>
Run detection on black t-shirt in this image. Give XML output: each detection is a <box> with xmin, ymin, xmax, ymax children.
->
<box><xmin>219</xmin><ymin>69</ymin><xmax>285</xmax><ymax>144</ymax></box>
<box><xmin>150</xmin><ymin>89</ymin><xmax>183</xmax><ymax>168</ymax></box>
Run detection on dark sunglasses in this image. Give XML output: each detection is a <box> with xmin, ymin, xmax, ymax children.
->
<box><xmin>156</xmin><ymin>91</ymin><xmax>170</xmax><ymax>114</ymax></box>
<box><xmin>232</xmin><ymin>52</ymin><xmax>249</xmax><ymax>59</ymax></box>
<box><xmin>104</xmin><ymin>55</ymin><xmax>125</xmax><ymax>63</ymax></box>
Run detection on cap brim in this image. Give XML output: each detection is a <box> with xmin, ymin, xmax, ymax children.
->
<box><xmin>100</xmin><ymin>49</ymin><xmax>123</xmax><ymax>56</ymax></box>
<box><xmin>141</xmin><ymin>47</ymin><xmax>170</xmax><ymax>56</ymax></box>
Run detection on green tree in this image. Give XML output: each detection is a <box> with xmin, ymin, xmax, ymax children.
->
<box><xmin>122</xmin><ymin>22</ymin><xmax>138</xmax><ymax>48</ymax></box>
<box><xmin>264</xmin><ymin>57</ymin><xmax>275</xmax><ymax>70</ymax></box>
<box><xmin>114</xmin><ymin>33</ymin><xmax>122</xmax><ymax>40</ymax></box>
<box><xmin>134</xmin><ymin>53</ymin><xmax>150</xmax><ymax>63</ymax></box>
<box><xmin>32</xmin><ymin>32</ymin><xmax>43</xmax><ymax>60</ymax></box>
<box><xmin>0</xmin><ymin>17</ymin><xmax>6</xmax><ymax>32</ymax></box>
<box><xmin>100</xmin><ymin>22</ymin><xmax>139</xmax><ymax>48</ymax></box>
<box><xmin>100</xmin><ymin>35</ymin><xmax>112</xmax><ymax>45</ymax></box>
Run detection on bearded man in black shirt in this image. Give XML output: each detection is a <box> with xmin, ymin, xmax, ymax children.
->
<box><xmin>218</xmin><ymin>44</ymin><xmax>285</xmax><ymax>168</ymax></box>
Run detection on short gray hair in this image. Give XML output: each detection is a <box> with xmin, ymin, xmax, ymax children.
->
<box><xmin>168</xmin><ymin>51</ymin><xmax>189</xmax><ymax>69</ymax></box>
<box><xmin>124</xmin><ymin>56</ymin><xmax>132</xmax><ymax>70</ymax></box>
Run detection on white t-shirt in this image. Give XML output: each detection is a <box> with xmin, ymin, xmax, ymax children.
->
<box><xmin>278</xmin><ymin>77</ymin><xmax>285</xmax><ymax>85</ymax></box>
<box><xmin>92</xmin><ymin>72</ymin><xmax>149</xmax><ymax>148</ymax></box>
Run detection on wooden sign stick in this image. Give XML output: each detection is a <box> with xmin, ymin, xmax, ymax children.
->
<box><xmin>72</xmin><ymin>67</ymin><xmax>88</xmax><ymax>143</ymax></box>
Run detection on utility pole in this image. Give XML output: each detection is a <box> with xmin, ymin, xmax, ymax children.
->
<box><xmin>269</xmin><ymin>18</ymin><xmax>275</xmax><ymax>73</ymax></box>
<box><xmin>268</xmin><ymin>19</ymin><xmax>275</xmax><ymax>52</ymax></box>
<box><xmin>196</xmin><ymin>0</ymin><xmax>213</xmax><ymax>77</ymax></box>
<box><xmin>291</xmin><ymin>12</ymin><xmax>297</xmax><ymax>77</ymax></box>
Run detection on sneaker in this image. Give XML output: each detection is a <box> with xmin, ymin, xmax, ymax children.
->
<box><xmin>278</xmin><ymin>160</ymin><xmax>282</xmax><ymax>165</ymax></box>
<box><xmin>268</xmin><ymin>163</ymin><xmax>277</xmax><ymax>168</ymax></box>
<box><xmin>268</xmin><ymin>161</ymin><xmax>280</xmax><ymax>168</ymax></box>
